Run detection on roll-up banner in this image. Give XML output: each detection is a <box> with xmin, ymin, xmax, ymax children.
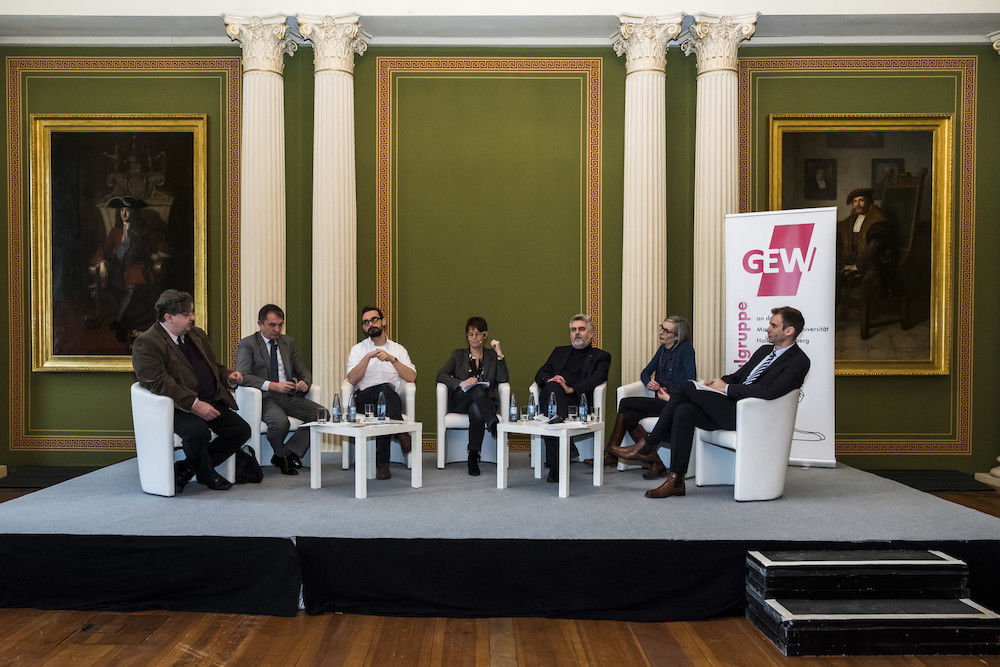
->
<box><xmin>725</xmin><ymin>207</ymin><xmax>836</xmax><ymax>467</ymax></box>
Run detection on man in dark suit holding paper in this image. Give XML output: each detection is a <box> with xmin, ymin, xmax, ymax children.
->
<box><xmin>610</xmin><ymin>306</ymin><xmax>810</xmax><ymax>499</ymax></box>
<box><xmin>535</xmin><ymin>314</ymin><xmax>611</xmax><ymax>483</ymax></box>
<box><xmin>236</xmin><ymin>304</ymin><xmax>327</xmax><ymax>475</ymax></box>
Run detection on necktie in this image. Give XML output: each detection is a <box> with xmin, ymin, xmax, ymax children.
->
<box><xmin>744</xmin><ymin>351</ymin><xmax>776</xmax><ymax>385</ymax></box>
<box><xmin>268</xmin><ymin>339</ymin><xmax>279</xmax><ymax>382</ymax></box>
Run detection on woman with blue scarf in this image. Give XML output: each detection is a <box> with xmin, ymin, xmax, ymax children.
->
<box><xmin>605</xmin><ymin>316</ymin><xmax>696</xmax><ymax>479</ymax></box>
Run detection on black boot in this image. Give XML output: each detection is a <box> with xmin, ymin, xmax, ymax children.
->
<box><xmin>468</xmin><ymin>450</ymin><xmax>481</xmax><ymax>476</ymax></box>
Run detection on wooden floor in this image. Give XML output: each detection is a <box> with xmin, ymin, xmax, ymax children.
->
<box><xmin>1</xmin><ymin>488</ymin><xmax>999</xmax><ymax>665</ymax></box>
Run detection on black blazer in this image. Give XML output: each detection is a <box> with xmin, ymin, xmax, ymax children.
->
<box><xmin>722</xmin><ymin>343</ymin><xmax>810</xmax><ymax>401</ymax></box>
<box><xmin>534</xmin><ymin>345</ymin><xmax>611</xmax><ymax>405</ymax></box>
<box><xmin>437</xmin><ymin>348</ymin><xmax>510</xmax><ymax>407</ymax></box>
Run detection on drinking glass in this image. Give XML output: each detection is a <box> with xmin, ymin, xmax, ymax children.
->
<box><xmin>521</xmin><ymin>406</ymin><xmax>530</xmax><ymax>422</ymax></box>
<box><xmin>567</xmin><ymin>406</ymin><xmax>578</xmax><ymax>423</ymax></box>
<box><xmin>365</xmin><ymin>403</ymin><xmax>375</xmax><ymax>421</ymax></box>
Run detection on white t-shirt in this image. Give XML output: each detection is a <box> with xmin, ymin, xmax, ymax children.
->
<box><xmin>346</xmin><ymin>337</ymin><xmax>415</xmax><ymax>394</ymax></box>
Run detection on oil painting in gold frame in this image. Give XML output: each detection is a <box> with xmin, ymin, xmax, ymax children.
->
<box><xmin>30</xmin><ymin>114</ymin><xmax>208</xmax><ymax>372</ymax></box>
<box><xmin>769</xmin><ymin>114</ymin><xmax>952</xmax><ymax>376</ymax></box>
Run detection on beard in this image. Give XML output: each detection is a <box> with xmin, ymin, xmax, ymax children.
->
<box><xmin>367</xmin><ymin>326</ymin><xmax>383</xmax><ymax>339</ymax></box>
<box><xmin>571</xmin><ymin>337</ymin><xmax>588</xmax><ymax>350</ymax></box>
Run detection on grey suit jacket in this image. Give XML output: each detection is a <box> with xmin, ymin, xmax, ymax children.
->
<box><xmin>236</xmin><ymin>332</ymin><xmax>313</xmax><ymax>393</ymax></box>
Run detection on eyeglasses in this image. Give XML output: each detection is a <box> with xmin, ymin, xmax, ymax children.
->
<box><xmin>659</xmin><ymin>326</ymin><xmax>676</xmax><ymax>334</ymax></box>
<box><xmin>467</xmin><ymin>331</ymin><xmax>485</xmax><ymax>338</ymax></box>
<box><xmin>361</xmin><ymin>317</ymin><xmax>381</xmax><ymax>326</ymax></box>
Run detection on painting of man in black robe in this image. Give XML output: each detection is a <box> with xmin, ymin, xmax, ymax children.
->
<box><xmin>50</xmin><ymin>132</ymin><xmax>195</xmax><ymax>355</ymax></box>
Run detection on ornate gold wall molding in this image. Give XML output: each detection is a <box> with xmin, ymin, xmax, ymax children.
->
<box><xmin>374</xmin><ymin>56</ymin><xmax>603</xmax><ymax>344</ymax></box>
<box><xmin>737</xmin><ymin>55</ymin><xmax>977</xmax><ymax>455</ymax></box>
<box><xmin>5</xmin><ymin>56</ymin><xmax>241</xmax><ymax>450</ymax></box>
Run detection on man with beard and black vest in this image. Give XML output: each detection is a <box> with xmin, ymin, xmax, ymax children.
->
<box><xmin>610</xmin><ymin>306</ymin><xmax>810</xmax><ymax>499</ymax></box>
<box><xmin>346</xmin><ymin>306</ymin><xmax>417</xmax><ymax>481</ymax></box>
<box><xmin>132</xmin><ymin>289</ymin><xmax>251</xmax><ymax>492</ymax></box>
<box><xmin>534</xmin><ymin>314</ymin><xmax>611</xmax><ymax>483</ymax></box>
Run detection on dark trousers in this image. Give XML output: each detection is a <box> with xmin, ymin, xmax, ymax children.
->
<box><xmin>538</xmin><ymin>381</ymin><xmax>580</xmax><ymax>468</ymax></box>
<box><xmin>173</xmin><ymin>401</ymin><xmax>252</xmax><ymax>479</ymax></box>
<box><xmin>353</xmin><ymin>383</ymin><xmax>403</xmax><ymax>464</ymax></box>
<box><xmin>645</xmin><ymin>382</ymin><xmax>737</xmax><ymax>476</ymax></box>
<box><xmin>617</xmin><ymin>395</ymin><xmax>667</xmax><ymax>431</ymax></box>
<box><xmin>263</xmin><ymin>393</ymin><xmax>328</xmax><ymax>458</ymax></box>
<box><xmin>448</xmin><ymin>385</ymin><xmax>498</xmax><ymax>453</ymax></box>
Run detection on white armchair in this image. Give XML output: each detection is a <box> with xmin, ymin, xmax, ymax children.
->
<box><xmin>235</xmin><ymin>384</ymin><xmax>322</xmax><ymax>467</ymax></box>
<box><xmin>341</xmin><ymin>379</ymin><xmax>417</xmax><ymax>469</ymax></box>
<box><xmin>435</xmin><ymin>382</ymin><xmax>510</xmax><ymax>468</ymax></box>
<box><xmin>694</xmin><ymin>388</ymin><xmax>800</xmax><ymax>501</ymax></box>
<box><xmin>528</xmin><ymin>381</ymin><xmax>606</xmax><ymax>467</ymax></box>
<box><xmin>615</xmin><ymin>381</ymin><xmax>692</xmax><ymax>478</ymax></box>
<box><xmin>130</xmin><ymin>382</ymin><xmax>235</xmax><ymax>496</ymax></box>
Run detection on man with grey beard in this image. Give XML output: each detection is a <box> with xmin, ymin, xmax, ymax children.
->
<box><xmin>534</xmin><ymin>314</ymin><xmax>611</xmax><ymax>483</ymax></box>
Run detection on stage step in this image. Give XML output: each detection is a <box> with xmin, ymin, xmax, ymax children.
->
<box><xmin>747</xmin><ymin>597</ymin><xmax>1000</xmax><ymax>657</ymax></box>
<box><xmin>745</xmin><ymin>550</ymin><xmax>1000</xmax><ymax>657</ymax></box>
<box><xmin>746</xmin><ymin>549</ymin><xmax>969</xmax><ymax>599</ymax></box>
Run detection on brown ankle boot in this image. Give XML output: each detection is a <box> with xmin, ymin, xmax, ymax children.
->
<box><xmin>605</xmin><ymin>413</ymin><xmax>627</xmax><ymax>450</ymax></box>
<box><xmin>643</xmin><ymin>456</ymin><xmax>666</xmax><ymax>479</ymax></box>
<box><xmin>394</xmin><ymin>432</ymin><xmax>412</xmax><ymax>455</ymax></box>
<box><xmin>376</xmin><ymin>462</ymin><xmax>391</xmax><ymax>480</ymax></box>
<box><xmin>609</xmin><ymin>439</ymin><xmax>656</xmax><ymax>465</ymax></box>
<box><xmin>645</xmin><ymin>471</ymin><xmax>685</xmax><ymax>498</ymax></box>
<box><xmin>627</xmin><ymin>424</ymin><xmax>648</xmax><ymax>445</ymax></box>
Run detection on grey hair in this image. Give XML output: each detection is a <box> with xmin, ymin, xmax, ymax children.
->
<box><xmin>569</xmin><ymin>313</ymin><xmax>592</xmax><ymax>328</ymax></box>
<box><xmin>664</xmin><ymin>315</ymin><xmax>691</xmax><ymax>344</ymax></box>
<box><xmin>154</xmin><ymin>289</ymin><xmax>193</xmax><ymax>322</ymax></box>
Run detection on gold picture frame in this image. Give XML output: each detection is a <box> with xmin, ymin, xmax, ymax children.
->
<box><xmin>768</xmin><ymin>114</ymin><xmax>952</xmax><ymax>376</ymax></box>
<box><xmin>30</xmin><ymin>114</ymin><xmax>208</xmax><ymax>372</ymax></box>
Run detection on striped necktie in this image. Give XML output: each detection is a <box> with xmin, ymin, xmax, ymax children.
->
<box><xmin>744</xmin><ymin>351</ymin><xmax>777</xmax><ymax>385</ymax></box>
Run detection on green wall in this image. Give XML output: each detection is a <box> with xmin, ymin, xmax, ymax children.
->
<box><xmin>3</xmin><ymin>43</ymin><xmax>998</xmax><ymax>474</ymax></box>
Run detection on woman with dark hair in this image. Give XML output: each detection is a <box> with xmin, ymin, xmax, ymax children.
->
<box><xmin>605</xmin><ymin>316</ymin><xmax>696</xmax><ymax>479</ymax></box>
<box><xmin>436</xmin><ymin>316</ymin><xmax>509</xmax><ymax>476</ymax></box>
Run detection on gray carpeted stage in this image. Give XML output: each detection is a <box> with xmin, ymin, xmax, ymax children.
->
<box><xmin>2</xmin><ymin>455</ymin><xmax>999</xmax><ymax>542</ymax></box>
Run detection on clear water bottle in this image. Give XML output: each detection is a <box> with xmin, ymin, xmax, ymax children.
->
<box><xmin>377</xmin><ymin>391</ymin><xmax>387</xmax><ymax>421</ymax></box>
<box><xmin>508</xmin><ymin>392</ymin><xmax>518</xmax><ymax>422</ymax></box>
<box><xmin>527</xmin><ymin>395</ymin><xmax>537</xmax><ymax>420</ymax></box>
<box><xmin>331</xmin><ymin>394</ymin><xmax>342</xmax><ymax>423</ymax></box>
<box><xmin>548</xmin><ymin>393</ymin><xmax>557</xmax><ymax>419</ymax></box>
<box><xmin>579</xmin><ymin>394</ymin><xmax>588</xmax><ymax>422</ymax></box>
<box><xmin>347</xmin><ymin>394</ymin><xmax>357</xmax><ymax>422</ymax></box>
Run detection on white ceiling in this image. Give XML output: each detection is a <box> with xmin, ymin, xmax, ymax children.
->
<box><xmin>0</xmin><ymin>11</ymin><xmax>998</xmax><ymax>46</ymax></box>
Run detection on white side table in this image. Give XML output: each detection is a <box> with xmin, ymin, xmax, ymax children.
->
<box><xmin>496</xmin><ymin>419</ymin><xmax>605</xmax><ymax>498</ymax></box>
<box><xmin>307</xmin><ymin>419</ymin><xmax>422</xmax><ymax>499</ymax></box>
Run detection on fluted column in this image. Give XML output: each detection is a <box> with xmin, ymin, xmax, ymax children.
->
<box><xmin>613</xmin><ymin>14</ymin><xmax>683</xmax><ymax>383</ymax></box>
<box><xmin>680</xmin><ymin>13</ymin><xmax>758</xmax><ymax>379</ymax></box>
<box><xmin>224</xmin><ymin>14</ymin><xmax>295</xmax><ymax>334</ymax></box>
<box><xmin>298</xmin><ymin>14</ymin><xmax>368</xmax><ymax>413</ymax></box>
<box><xmin>989</xmin><ymin>29</ymin><xmax>1000</xmax><ymax>55</ymax></box>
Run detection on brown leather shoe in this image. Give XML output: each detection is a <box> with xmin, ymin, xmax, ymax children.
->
<box><xmin>609</xmin><ymin>440</ymin><xmax>656</xmax><ymax>465</ymax></box>
<box><xmin>376</xmin><ymin>462</ymin><xmax>391</xmax><ymax>480</ymax></box>
<box><xmin>645</xmin><ymin>471</ymin><xmax>685</xmax><ymax>498</ymax></box>
<box><xmin>643</xmin><ymin>457</ymin><xmax>666</xmax><ymax>479</ymax></box>
<box><xmin>395</xmin><ymin>432</ymin><xmax>412</xmax><ymax>455</ymax></box>
<box><xmin>603</xmin><ymin>449</ymin><xmax>619</xmax><ymax>467</ymax></box>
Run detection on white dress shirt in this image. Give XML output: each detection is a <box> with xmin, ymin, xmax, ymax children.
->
<box><xmin>347</xmin><ymin>337</ymin><xmax>415</xmax><ymax>394</ymax></box>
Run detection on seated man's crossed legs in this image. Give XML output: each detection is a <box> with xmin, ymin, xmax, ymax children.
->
<box><xmin>538</xmin><ymin>380</ymin><xmax>585</xmax><ymax>483</ymax></box>
<box><xmin>352</xmin><ymin>382</ymin><xmax>409</xmax><ymax>480</ymax></box>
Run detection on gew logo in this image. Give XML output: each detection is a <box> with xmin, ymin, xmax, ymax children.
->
<box><xmin>742</xmin><ymin>223</ymin><xmax>816</xmax><ymax>297</ymax></box>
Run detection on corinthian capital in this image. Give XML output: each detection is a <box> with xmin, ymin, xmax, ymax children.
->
<box><xmin>989</xmin><ymin>29</ymin><xmax>1000</xmax><ymax>55</ymax></box>
<box><xmin>298</xmin><ymin>14</ymin><xmax>370</xmax><ymax>75</ymax></box>
<box><xmin>679</xmin><ymin>13</ymin><xmax>759</xmax><ymax>75</ymax></box>
<box><xmin>613</xmin><ymin>14</ymin><xmax>684</xmax><ymax>75</ymax></box>
<box><xmin>224</xmin><ymin>14</ymin><xmax>297</xmax><ymax>75</ymax></box>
